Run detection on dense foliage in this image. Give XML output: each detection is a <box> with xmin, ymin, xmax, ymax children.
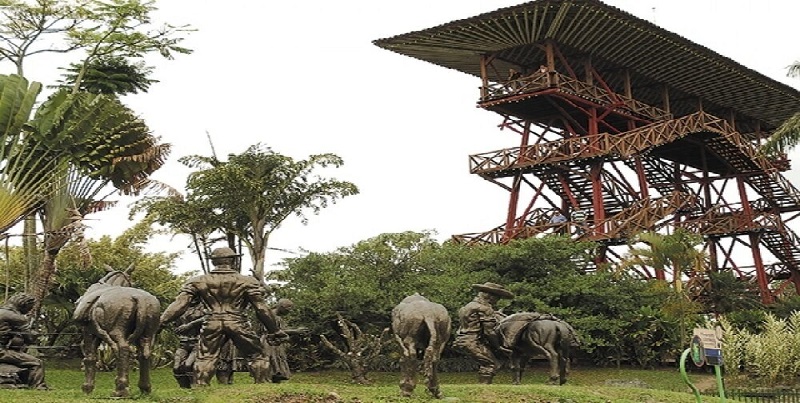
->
<box><xmin>136</xmin><ymin>143</ymin><xmax>359</xmax><ymax>281</ymax></box>
<box><xmin>721</xmin><ymin>312</ymin><xmax>800</xmax><ymax>387</ymax></box>
<box><xmin>272</xmin><ymin>232</ymin><xmax>703</xmax><ymax>369</ymax></box>
<box><xmin>0</xmin><ymin>220</ymin><xmax>185</xmax><ymax>355</ymax></box>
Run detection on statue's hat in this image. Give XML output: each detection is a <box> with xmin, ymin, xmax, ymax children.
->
<box><xmin>472</xmin><ymin>282</ymin><xmax>515</xmax><ymax>299</ymax></box>
<box><xmin>208</xmin><ymin>247</ymin><xmax>242</xmax><ymax>260</ymax></box>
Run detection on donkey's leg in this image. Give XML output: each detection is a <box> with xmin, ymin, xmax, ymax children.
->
<box><xmin>81</xmin><ymin>330</ymin><xmax>100</xmax><ymax>394</ymax></box>
<box><xmin>510</xmin><ymin>354</ymin><xmax>527</xmax><ymax>385</ymax></box>
<box><xmin>397</xmin><ymin>335</ymin><xmax>418</xmax><ymax>397</ymax></box>
<box><xmin>558</xmin><ymin>331</ymin><xmax>570</xmax><ymax>385</ymax></box>
<box><xmin>542</xmin><ymin>344</ymin><xmax>560</xmax><ymax>385</ymax></box>
<box><xmin>137</xmin><ymin>335</ymin><xmax>153</xmax><ymax>394</ymax></box>
<box><xmin>113</xmin><ymin>334</ymin><xmax>131</xmax><ymax>398</ymax></box>
<box><xmin>558</xmin><ymin>350</ymin><xmax>568</xmax><ymax>385</ymax></box>
<box><xmin>425</xmin><ymin>340</ymin><xmax>445</xmax><ymax>399</ymax></box>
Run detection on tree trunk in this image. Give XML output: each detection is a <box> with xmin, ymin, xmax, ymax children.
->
<box><xmin>191</xmin><ymin>234</ymin><xmax>208</xmax><ymax>274</ymax></box>
<box><xmin>23</xmin><ymin>216</ymin><xmax>38</xmax><ymax>292</ymax></box>
<box><xmin>251</xmin><ymin>232</ymin><xmax>269</xmax><ymax>283</ymax></box>
<box><xmin>349</xmin><ymin>362</ymin><xmax>370</xmax><ymax>385</ymax></box>
<box><xmin>32</xmin><ymin>248</ymin><xmax>59</xmax><ymax>320</ymax></box>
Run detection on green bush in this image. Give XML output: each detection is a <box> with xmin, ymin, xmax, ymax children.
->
<box><xmin>721</xmin><ymin>311</ymin><xmax>800</xmax><ymax>386</ymax></box>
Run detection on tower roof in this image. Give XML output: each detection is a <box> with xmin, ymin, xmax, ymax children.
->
<box><xmin>373</xmin><ymin>0</ymin><xmax>800</xmax><ymax>130</ymax></box>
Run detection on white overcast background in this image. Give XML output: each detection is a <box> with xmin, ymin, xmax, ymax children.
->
<box><xmin>13</xmin><ymin>1</ymin><xmax>800</xmax><ymax>274</ymax></box>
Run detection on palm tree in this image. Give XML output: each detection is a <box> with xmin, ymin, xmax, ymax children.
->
<box><xmin>761</xmin><ymin>61</ymin><xmax>800</xmax><ymax>155</ymax></box>
<box><xmin>53</xmin><ymin>56</ymin><xmax>158</xmax><ymax>95</ymax></box>
<box><xmin>619</xmin><ymin>229</ymin><xmax>707</xmax><ymax>348</ymax></box>
<box><xmin>619</xmin><ymin>229</ymin><xmax>707</xmax><ymax>294</ymax></box>
<box><xmin>26</xmin><ymin>89</ymin><xmax>170</xmax><ymax>315</ymax></box>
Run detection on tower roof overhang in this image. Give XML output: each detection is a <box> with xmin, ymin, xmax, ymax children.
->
<box><xmin>373</xmin><ymin>0</ymin><xmax>800</xmax><ymax>131</ymax></box>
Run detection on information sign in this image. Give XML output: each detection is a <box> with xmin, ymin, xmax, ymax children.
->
<box><xmin>692</xmin><ymin>327</ymin><xmax>723</xmax><ymax>366</ymax></box>
<box><xmin>693</xmin><ymin>328</ymin><xmax>720</xmax><ymax>349</ymax></box>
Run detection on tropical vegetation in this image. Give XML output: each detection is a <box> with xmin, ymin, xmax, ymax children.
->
<box><xmin>135</xmin><ymin>143</ymin><xmax>359</xmax><ymax>282</ymax></box>
<box><xmin>0</xmin><ymin>0</ymin><xmax>191</xmax><ymax>317</ymax></box>
<box><xmin>762</xmin><ymin>61</ymin><xmax>800</xmax><ymax>154</ymax></box>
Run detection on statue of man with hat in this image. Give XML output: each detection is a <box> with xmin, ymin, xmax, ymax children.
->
<box><xmin>453</xmin><ymin>282</ymin><xmax>515</xmax><ymax>384</ymax></box>
<box><xmin>160</xmin><ymin>246</ymin><xmax>287</xmax><ymax>386</ymax></box>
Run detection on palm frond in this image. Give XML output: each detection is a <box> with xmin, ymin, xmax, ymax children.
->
<box><xmin>761</xmin><ymin>112</ymin><xmax>800</xmax><ymax>156</ymax></box>
<box><xmin>0</xmin><ymin>75</ymin><xmax>66</xmax><ymax>233</ymax></box>
<box><xmin>28</xmin><ymin>90</ymin><xmax>170</xmax><ymax>195</ymax></box>
<box><xmin>788</xmin><ymin>61</ymin><xmax>800</xmax><ymax>78</ymax></box>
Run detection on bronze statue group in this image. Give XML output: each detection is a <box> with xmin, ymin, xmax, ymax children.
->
<box><xmin>0</xmin><ymin>246</ymin><xmax>578</xmax><ymax>399</ymax></box>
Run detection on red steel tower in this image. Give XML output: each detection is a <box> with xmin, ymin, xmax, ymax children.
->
<box><xmin>374</xmin><ymin>0</ymin><xmax>800</xmax><ymax>303</ymax></box>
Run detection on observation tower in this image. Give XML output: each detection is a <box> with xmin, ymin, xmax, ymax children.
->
<box><xmin>374</xmin><ymin>0</ymin><xmax>800</xmax><ymax>303</ymax></box>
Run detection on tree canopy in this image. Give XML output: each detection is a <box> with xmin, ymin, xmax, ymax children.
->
<box><xmin>0</xmin><ymin>0</ymin><xmax>192</xmax><ymax>313</ymax></box>
<box><xmin>137</xmin><ymin>143</ymin><xmax>359</xmax><ymax>281</ymax></box>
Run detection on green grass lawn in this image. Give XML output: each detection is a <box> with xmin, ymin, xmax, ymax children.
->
<box><xmin>0</xmin><ymin>362</ymin><xmax>726</xmax><ymax>403</ymax></box>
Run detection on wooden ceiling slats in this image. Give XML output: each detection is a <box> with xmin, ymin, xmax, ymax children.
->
<box><xmin>422</xmin><ymin>29</ymin><xmax>488</xmax><ymax>51</ymax></box>
<box><xmin>573</xmin><ymin>13</ymin><xmax>621</xmax><ymax>51</ymax></box>
<box><xmin>554</xmin><ymin>6</ymin><xmax>589</xmax><ymax>45</ymax></box>
<box><xmin>497</xmin><ymin>15</ymin><xmax>526</xmax><ymax>45</ymax></box>
<box><xmin>545</xmin><ymin>3</ymin><xmax>570</xmax><ymax>38</ymax></box>
<box><xmin>374</xmin><ymin>0</ymin><xmax>800</xmax><ymax>131</ymax></box>
<box><xmin>470</xmin><ymin>20</ymin><xmax>517</xmax><ymax>48</ymax></box>
<box><xmin>571</xmin><ymin>10</ymin><xmax>612</xmax><ymax>49</ymax></box>
<box><xmin>518</xmin><ymin>10</ymin><xmax>536</xmax><ymax>43</ymax></box>
<box><xmin>534</xmin><ymin>5</ymin><xmax>550</xmax><ymax>39</ymax></box>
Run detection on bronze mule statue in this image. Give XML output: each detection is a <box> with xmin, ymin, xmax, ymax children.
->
<box><xmin>391</xmin><ymin>293</ymin><xmax>451</xmax><ymax>398</ymax></box>
<box><xmin>497</xmin><ymin>312</ymin><xmax>578</xmax><ymax>385</ymax></box>
<box><xmin>72</xmin><ymin>264</ymin><xmax>160</xmax><ymax>397</ymax></box>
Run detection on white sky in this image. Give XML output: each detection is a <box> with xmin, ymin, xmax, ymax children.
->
<box><xmin>11</xmin><ymin>0</ymin><xmax>800</xmax><ymax>274</ymax></box>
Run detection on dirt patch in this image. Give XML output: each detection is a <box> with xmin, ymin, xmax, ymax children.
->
<box><xmin>604</xmin><ymin>379</ymin><xmax>651</xmax><ymax>388</ymax></box>
<box><xmin>250</xmin><ymin>392</ymin><xmax>353</xmax><ymax>403</ymax></box>
<box><xmin>691</xmin><ymin>375</ymin><xmax>718</xmax><ymax>393</ymax></box>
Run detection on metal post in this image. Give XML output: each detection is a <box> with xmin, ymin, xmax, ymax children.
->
<box><xmin>679</xmin><ymin>348</ymin><xmax>703</xmax><ymax>403</ymax></box>
<box><xmin>714</xmin><ymin>365</ymin><xmax>726</xmax><ymax>402</ymax></box>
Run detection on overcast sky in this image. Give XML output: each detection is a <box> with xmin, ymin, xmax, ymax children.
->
<box><xmin>15</xmin><ymin>0</ymin><xmax>800</xmax><ymax>274</ymax></box>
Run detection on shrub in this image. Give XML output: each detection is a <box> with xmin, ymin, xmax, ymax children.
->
<box><xmin>721</xmin><ymin>311</ymin><xmax>800</xmax><ymax>386</ymax></box>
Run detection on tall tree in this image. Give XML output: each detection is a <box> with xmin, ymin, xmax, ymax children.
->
<box><xmin>53</xmin><ymin>56</ymin><xmax>158</xmax><ymax>95</ymax></box>
<box><xmin>139</xmin><ymin>144</ymin><xmax>359</xmax><ymax>282</ymax></box>
<box><xmin>26</xmin><ymin>89</ymin><xmax>170</xmax><ymax>315</ymax></box>
<box><xmin>0</xmin><ymin>0</ymin><xmax>191</xmax><ymax>313</ymax></box>
<box><xmin>0</xmin><ymin>0</ymin><xmax>191</xmax><ymax>80</ymax></box>
<box><xmin>130</xmin><ymin>192</ymin><xmax>213</xmax><ymax>274</ymax></box>
<box><xmin>618</xmin><ymin>229</ymin><xmax>707</xmax><ymax>349</ymax></box>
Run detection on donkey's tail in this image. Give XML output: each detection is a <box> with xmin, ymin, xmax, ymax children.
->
<box><xmin>128</xmin><ymin>295</ymin><xmax>159</xmax><ymax>350</ymax></box>
<box><xmin>557</xmin><ymin>322</ymin><xmax>572</xmax><ymax>352</ymax></box>
<box><xmin>424</xmin><ymin>316</ymin><xmax>441</xmax><ymax>352</ymax></box>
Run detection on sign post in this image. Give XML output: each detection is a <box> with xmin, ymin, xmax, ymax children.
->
<box><xmin>679</xmin><ymin>347</ymin><xmax>703</xmax><ymax>403</ymax></box>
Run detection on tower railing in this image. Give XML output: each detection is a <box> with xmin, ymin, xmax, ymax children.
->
<box><xmin>468</xmin><ymin>112</ymin><xmax>800</xmax><ymax>208</ymax></box>
<box><xmin>451</xmin><ymin>191</ymin><xmax>695</xmax><ymax>245</ymax></box>
<box><xmin>481</xmin><ymin>70</ymin><xmax>672</xmax><ymax>121</ymax></box>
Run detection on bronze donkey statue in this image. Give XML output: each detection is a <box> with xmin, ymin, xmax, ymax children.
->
<box><xmin>497</xmin><ymin>312</ymin><xmax>579</xmax><ymax>385</ymax></box>
<box><xmin>391</xmin><ymin>293</ymin><xmax>451</xmax><ymax>398</ymax></box>
<box><xmin>73</xmin><ymin>264</ymin><xmax>160</xmax><ymax>397</ymax></box>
